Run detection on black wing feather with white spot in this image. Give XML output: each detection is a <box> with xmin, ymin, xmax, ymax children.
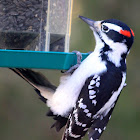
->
<box><xmin>88</xmin><ymin>104</ymin><xmax>115</xmax><ymax>140</ymax></box>
<box><xmin>62</xmin><ymin>68</ymin><xmax>123</xmax><ymax>140</ymax></box>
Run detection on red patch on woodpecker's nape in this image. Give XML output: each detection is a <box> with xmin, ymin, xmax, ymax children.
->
<box><xmin>130</xmin><ymin>29</ymin><xmax>135</xmax><ymax>37</ymax></box>
<box><xmin>120</xmin><ymin>30</ymin><xmax>131</xmax><ymax>38</ymax></box>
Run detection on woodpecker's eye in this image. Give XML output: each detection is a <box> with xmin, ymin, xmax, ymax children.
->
<box><xmin>102</xmin><ymin>25</ymin><xmax>109</xmax><ymax>32</ymax></box>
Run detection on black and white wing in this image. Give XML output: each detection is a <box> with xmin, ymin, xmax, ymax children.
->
<box><xmin>62</xmin><ymin>71</ymin><xmax>123</xmax><ymax>140</ymax></box>
<box><xmin>88</xmin><ymin>104</ymin><xmax>115</xmax><ymax>140</ymax></box>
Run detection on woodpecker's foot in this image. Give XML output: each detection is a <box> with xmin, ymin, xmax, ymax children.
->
<box><xmin>72</xmin><ymin>50</ymin><xmax>82</xmax><ymax>65</ymax></box>
<box><xmin>62</xmin><ymin>51</ymin><xmax>82</xmax><ymax>75</ymax></box>
<box><xmin>62</xmin><ymin>64</ymin><xmax>80</xmax><ymax>74</ymax></box>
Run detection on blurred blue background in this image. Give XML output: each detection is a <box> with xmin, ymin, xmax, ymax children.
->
<box><xmin>0</xmin><ymin>0</ymin><xmax>140</xmax><ymax>140</ymax></box>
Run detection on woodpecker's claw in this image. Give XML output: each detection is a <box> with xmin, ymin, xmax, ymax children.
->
<box><xmin>72</xmin><ymin>50</ymin><xmax>82</xmax><ymax>65</ymax></box>
<box><xmin>62</xmin><ymin>64</ymin><xmax>80</xmax><ymax>75</ymax></box>
<box><xmin>62</xmin><ymin>51</ymin><xmax>82</xmax><ymax>75</ymax></box>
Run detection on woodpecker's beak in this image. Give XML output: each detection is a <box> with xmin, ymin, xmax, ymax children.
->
<box><xmin>79</xmin><ymin>16</ymin><xmax>96</xmax><ymax>28</ymax></box>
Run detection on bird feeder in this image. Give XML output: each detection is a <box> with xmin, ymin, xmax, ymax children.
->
<box><xmin>0</xmin><ymin>0</ymin><xmax>88</xmax><ymax>69</ymax></box>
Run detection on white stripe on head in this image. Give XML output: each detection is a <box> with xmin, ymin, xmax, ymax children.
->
<box><xmin>102</xmin><ymin>23</ymin><xmax>122</xmax><ymax>33</ymax></box>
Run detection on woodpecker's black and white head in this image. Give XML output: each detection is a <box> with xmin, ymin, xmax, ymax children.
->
<box><xmin>79</xmin><ymin>16</ymin><xmax>134</xmax><ymax>67</ymax></box>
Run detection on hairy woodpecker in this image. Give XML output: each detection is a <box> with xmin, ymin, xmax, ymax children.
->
<box><xmin>11</xmin><ymin>16</ymin><xmax>134</xmax><ymax>140</ymax></box>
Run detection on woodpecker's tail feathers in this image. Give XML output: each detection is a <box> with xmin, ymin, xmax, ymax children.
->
<box><xmin>46</xmin><ymin>110</ymin><xmax>68</xmax><ymax>132</ymax></box>
<box><xmin>10</xmin><ymin>68</ymin><xmax>57</xmax><ymax>102</ymax></box>
<box><xmin>88</xmin><ymin>106</ymin><xmax>115</xmax><ymax>140</ymax></box>
<box><xmin>11</xmin><ymin>68</ymin><xmax>68</xmax><ymax>131</ymax></box>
